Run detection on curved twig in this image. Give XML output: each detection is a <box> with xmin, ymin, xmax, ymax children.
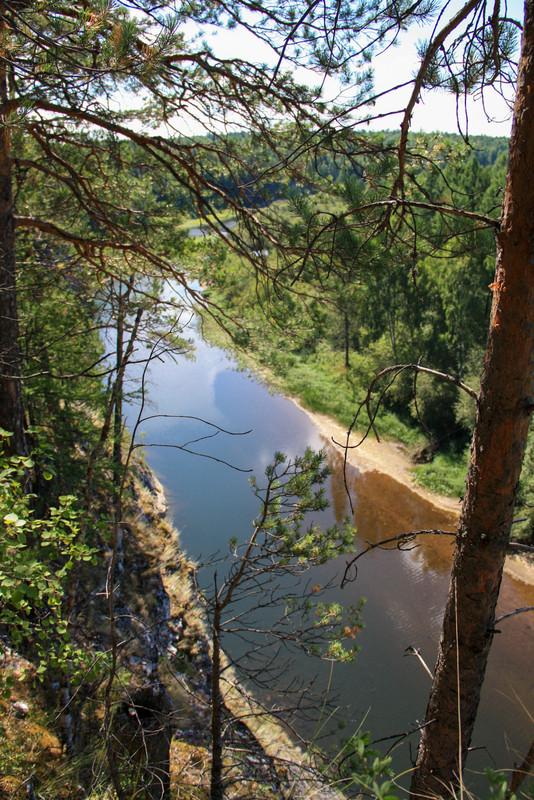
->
<box><xmin>133</xmin><ymin>441</ymin><xmax>253</xmax><ymax>473</ymax></box>
<box><xmin>336</xmin><ymin>363</ymin><xmax>477</xmax><ymax>514</ymax></box>
<box><xmin>341</xmin><ymin>529</ymin><xmax>455</xmax><ymax>588</ymax></box>
<box><xmin>392</xmin><ymin>0</ymin><xmax>484</xmax><ymax>199</ymax></box>
<box><xmin>138</xmin><ymin>413</ymin><xmax>252</xmax><ymax>437</ymax></box>
<box><xmin>494</xmin><ymin>606</ymin><xmax>534</xmax><ymax>624</ymax></box>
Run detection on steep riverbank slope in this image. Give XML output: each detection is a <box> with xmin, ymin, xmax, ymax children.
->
<box><xmin>0</xmin><ymin>459</ymin><xmax>347</xmax><ymax>800</ymax></box>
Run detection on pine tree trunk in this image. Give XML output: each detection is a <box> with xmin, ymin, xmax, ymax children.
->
<box><xmin>210</xmin><ymin>604</ymin><xmax>224</xmax><ymax>800</ymax></box>
<box><xmin>344</xmin><ymin>310</ymin><xmax>350</xmax><ymax>369</ymax></box>
<box><xmin>113</xmin><ymin>284</ymin><xmax>125</xmax><ymax>490</ymax></box>
<box><xmin>411</xmin><ymin>2</ymin><xmax>534</xmax><ymax>795</ymax></box>
<box><xmin>0</xmin><ymin>10</ymin><xmax>26</xmax><ymax>456</ymax></box>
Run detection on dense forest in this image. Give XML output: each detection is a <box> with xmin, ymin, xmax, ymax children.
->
<box><xmin>196</xmin><ymin>134</ymin><xmax>518</xmax><ymax>496</ymax></box>
<box><xmin>0</xmin><ymin>2</ymin><xmax>533</xmax><ymax>800</ymax></box>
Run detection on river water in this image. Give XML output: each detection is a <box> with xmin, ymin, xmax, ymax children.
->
<box><xmin>125</xmin><ymin>309</ymin><xmax>534</xmax><ymax>793</ymax></box>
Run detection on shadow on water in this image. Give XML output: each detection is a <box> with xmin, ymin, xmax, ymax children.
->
<box><xmin>317</xmin><ymin>438</ymin><xmax>534</xmax><ymax>791</ymax></box>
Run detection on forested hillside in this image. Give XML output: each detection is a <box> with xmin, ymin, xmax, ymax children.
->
<box><xmin>196</xmin><ymin>134</ymin><xmax>534</xmax><ymax>520</ymax></box>
<box><xmin>1</xmin><ymin>1</ymin><xmax>533</xmax><ymax>800</ymax></box>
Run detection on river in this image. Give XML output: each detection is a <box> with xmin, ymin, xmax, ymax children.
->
<box><xmin>125</xmin><ymin>307</ymin><xmax>534</xmax><ymax>793</ymax></box>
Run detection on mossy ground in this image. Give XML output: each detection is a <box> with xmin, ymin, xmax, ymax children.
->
<box><xmin>0</xmin><ymin>661</ymin><xmax>65</xmax><ymax>800</ymax></box>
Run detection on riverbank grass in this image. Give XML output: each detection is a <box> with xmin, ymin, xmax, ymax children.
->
<box><xmin>196</xmin><ymin>308</ymin><xmax>473</xmax><ymax>497</ymax></box>
<box><xmin>178</xmin><ymin>209</ymin><xmax>236</xmax><ymax>234</ymax></box>
<box><xmin>412</xmin><ymin>450</ymin><xmax>470</xmax><ymax>498</ymax></box>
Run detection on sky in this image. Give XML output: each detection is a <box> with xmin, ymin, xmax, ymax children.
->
<box><xmin>179</xmin><ymin>0</ymin><xmax>525</xmax><ymax>139</ymax></box>
<box><xmin>364</xmin><ymin>5</ymin><xmax>520</xmax><ymax>137</ymax></box>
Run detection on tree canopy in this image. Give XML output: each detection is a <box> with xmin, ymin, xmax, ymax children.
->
<box><xmin>1</xmin><ymin>1</ymin><xmax>533</xmax><ymax>799</ymax></box>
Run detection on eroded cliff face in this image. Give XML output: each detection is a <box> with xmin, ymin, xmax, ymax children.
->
<box><xmin>1</xmin><ymin>458</ymin><xmax>351</xmax><ymax>800</ymax></box>
<box><xmin>80</xmin><ymin>462</ymin><xmax>214</xmax><ymax>799</ymax></box>
<box><xmin>0</xmin><ymin>460</ymin><xmax>212</xmax><ymax>800</ymax></box>
<box><xmin>0</xmin><ymin>461</ymin><xmax>304</xmax><ymax>800</ymax></box>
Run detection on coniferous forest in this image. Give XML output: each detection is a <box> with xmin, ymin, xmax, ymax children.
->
<box><xmin>0</xmin><ymin>2</ymin><xmax>533</xmax><ymax>799</ymax></box>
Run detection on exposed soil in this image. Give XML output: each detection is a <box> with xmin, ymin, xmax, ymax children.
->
<box><xmin>291</xmin><ymin>399</ymin><xmax>534</xmax><ymax>586</ymax></box>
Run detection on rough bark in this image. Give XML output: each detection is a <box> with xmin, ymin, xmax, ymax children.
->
<box><xmin>411</xmin><ymin>1</ymin><xmax>534</xmax><ymax>795</ymax></box>
<box><xmin>210</xmin><ymin>603</ymin><xmax>224</xmax><ymax>800</ymax></box>
<box><xmin>0</xmin><ymin>9</ymin><xmax>26</xmax><ymax>456</ymax></box>
<box><xmin>119</xmin><ymin>685</ymin><xmax>173</xmax><ymax>800</ymax></box>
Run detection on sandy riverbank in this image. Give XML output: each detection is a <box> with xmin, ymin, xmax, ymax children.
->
<box><xmin>291</xmin><ymin>398</ymin><xmax>534</xmax><ymax>586</ymax></box>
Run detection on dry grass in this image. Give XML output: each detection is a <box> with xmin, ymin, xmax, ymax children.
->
<box><xmin>0</xmin><ymin>658</ymin><xmax>68</xmax><ymax>800</ymax></box>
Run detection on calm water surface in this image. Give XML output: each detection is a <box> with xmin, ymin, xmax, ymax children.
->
<box><xmin>125</xmin><ymin>314</ymin><xmax>534</xmax><ymax>792</ymax></box>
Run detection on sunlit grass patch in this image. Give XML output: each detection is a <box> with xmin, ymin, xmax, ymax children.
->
<box><xmin>412</xmin><ymin>449</ymin><xmax>469</xmax><ymax>499</ymax></box>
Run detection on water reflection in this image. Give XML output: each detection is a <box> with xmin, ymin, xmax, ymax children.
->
<box><xmin>130</xmin><ymin>315</ymin><xmax>534</xmax><ymax>792</ymax></box>
<box><xmin>322</xmin><ymin>435</ymin><xmax>457</xmax><ymax>576</ymax></box>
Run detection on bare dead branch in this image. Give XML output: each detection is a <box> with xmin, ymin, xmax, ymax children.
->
<box><xmin>331</xmin><ymin>362</ymin><xmax>476</xmax><ymax>514</ymax></box>
<box><xmin>138</xmin><ymin>414</ymin><xmax>252</xmax><ymax>438</ymax></box>
<box><xmin>346</xmin><ymin>198</ymin><xmax>498</xmax><ymax>229</ymax></box>
<box><xmin>404</xmin><ymin>645</ymin><xmax>434</xmax><ymax>679</ymax></box>
<box><xmin>494</xmin><ymin>606</ymin><xmax>534</xmax><ymax>624</ymax></box>
<box><xmin>340</xmin><ymin>362</ymin><xmax>478</xmax><ymax>452</ymax></box>
<box><xmin>133</xmin><ymin>441</ymin><xmax>253</xmax><ymax>473</ymax></box>
<box><xmin>507</xmin><ymin>540</ymin><xmax>534</xmax><ymax>554</ymax></box>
